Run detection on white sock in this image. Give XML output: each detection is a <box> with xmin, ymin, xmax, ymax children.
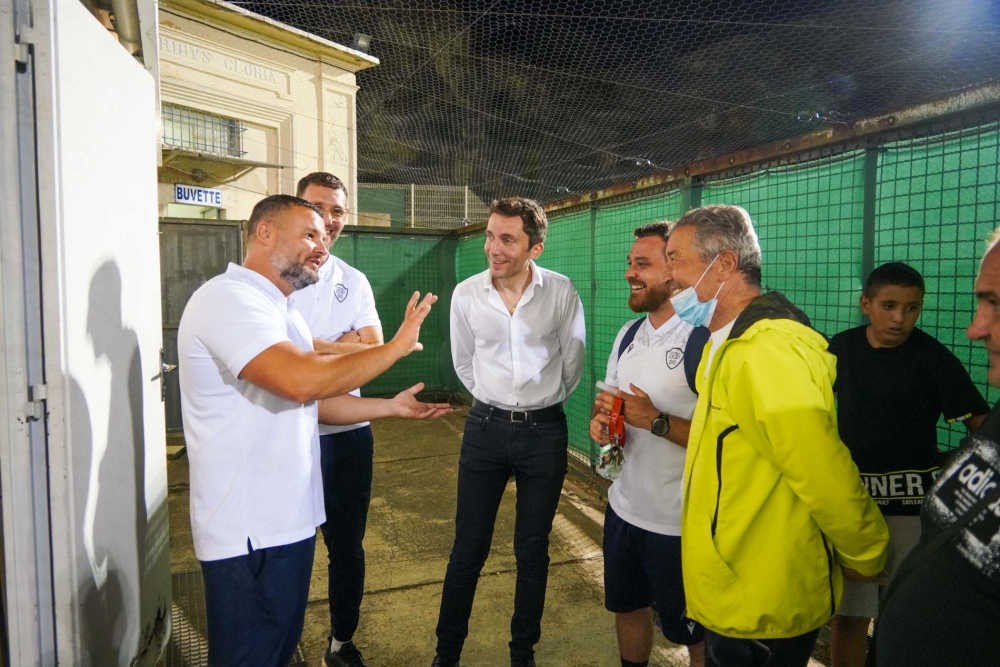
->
<box><xmin>330</xmin><ymin>638</ymin><xmax>346</xmax><ymax>652</ymax></box>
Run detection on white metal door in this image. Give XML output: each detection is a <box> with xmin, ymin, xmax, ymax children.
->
<box><xmin>0</xmin><ymin>0</ymin><xmax>171</xmax><ymax>664</ymax></box>
<box><xmin>0</xmin><ymin>0</ymin><xmax>56</xmax><ymax>664</ymax></box>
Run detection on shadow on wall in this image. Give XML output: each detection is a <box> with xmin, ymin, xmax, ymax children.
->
<box><xmin>72</xmin><ymin>261</ymin><xmax>167</xmax><ymax>666</ymax></box>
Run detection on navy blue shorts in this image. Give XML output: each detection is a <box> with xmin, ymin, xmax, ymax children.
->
<box><xmin>603</xmin><ymin>504</ymin><xmax>704</xmax><ymax>646</ymax></box>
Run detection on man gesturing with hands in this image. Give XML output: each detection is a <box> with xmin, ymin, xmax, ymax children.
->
<box><xmin>178</xmin><ymin>194</ymin><xmax>440</xmax><ymax>667</ymax></box>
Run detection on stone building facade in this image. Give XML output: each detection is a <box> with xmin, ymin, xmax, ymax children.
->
<box><xmin>157</xmin><ymin>0</ymin><xmax>377</xmax><ymax>221</ymax></box>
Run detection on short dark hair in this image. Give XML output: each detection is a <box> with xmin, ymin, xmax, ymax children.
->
<box><xmin>634</xmin><ymin>221</ymin><xmax>671</xmax><ymax>243</ymax></box>
<box><xmin>864</xmin><ymin>262</ymin><xmax>925</xmax><ymax>298</ymax></box>
<box><xmin>296</xmin><ymin>172</ymin><xmax>349</xmax><ymax>198</ymax></box>
<box><xmin>247</xmin><ymin>195</ymin><xmax>321</xmax><ymax>240</ymax></box>
<box><xmin>489</xmin><ymin>197</ymin><xmax>547</xmax><ymax>247</ymax></box>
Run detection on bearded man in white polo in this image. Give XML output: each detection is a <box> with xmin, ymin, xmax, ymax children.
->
<box><xmin>590</xmin><ymin>222</ymin><xmax>707</xmax><ymax>667</ymax></box>
<box><xmin>178</xmin><ymin>194</ymin><xmax>441</xmax><ymax>667</ymax></box>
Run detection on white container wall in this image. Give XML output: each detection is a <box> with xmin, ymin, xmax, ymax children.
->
<box><xmin>1</xmin><ymin>0</ymin><xmax>171</xmax><ymax>664</ymax></box>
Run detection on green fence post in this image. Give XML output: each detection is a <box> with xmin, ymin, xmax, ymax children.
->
<box><xmin>588</xmin><ymin>203</ymin><xmax>598</xmax><ymax>468</ymax></box>
<box><xmin>861</xmin><ymin>138</ymin><xmax>880</xmax><ymax>325</ymax></box>
<box><xmin>439</xmin><ymin>237</ymin><xmax>459</xmax><ymax>392</ymax></box>
<box><xmin>681</xmin><ymin>176</ymin><xmax>703</xmax><ymax>212</ymax></box>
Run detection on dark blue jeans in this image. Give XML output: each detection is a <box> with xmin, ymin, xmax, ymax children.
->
<box><xmin>200</xmin><ymin>534</ymin><xmax>315</xmax><ymax>667</ymax></box>
<box><xmin>435</xmin><ymin>407</ymin><xmax>568</xmax><ymax>661</ymax></box>
<box><xmin>704</xmin><ymin>628</ymin><xmax>820</xmax><ymax>667</ymax></box>
<box><xmin>319</xmin><ymin>426</ymin><xmax>375</xmax><ymax>643</ymax></box>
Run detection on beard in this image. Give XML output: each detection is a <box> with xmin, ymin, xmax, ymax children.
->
<box><xmin>273</xmin><ymin>252</ymin><xmax>319</xmax><ymax>291</ymax></box>
<box><xmin>280</xmin><ymin>263</ymin><xmax>319</xmax><ymax>291</ymax></box>
<box><xmin>628</xmin><ymin>281</ymin><xmax>672</xmax><ymax>313</ymax></box>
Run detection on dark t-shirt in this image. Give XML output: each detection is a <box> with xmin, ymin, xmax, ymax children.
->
<box><xmin>829</xmin><ymin>326</ymin><xmax>989</xmax><ymax>515</ymax></box>
<box><xmin>875</xmin><ymin>402</ymin><xmax>1000</xmax><ymax>667</ymax></box>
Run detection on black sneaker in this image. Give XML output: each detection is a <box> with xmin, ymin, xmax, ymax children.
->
<box><xmin>325</xmin><ymin>641</ymin><xmax>369</xmax><ymax>667</ymax></box>
<box><xmin>511</xmin><ymin>658</ymin><xmax>536</xmax><ymax>667</ymax></box>
<box><xmin>430</xmin><ymin>656</ymin><xmax>460</xmax><ymax>667</ymax></box>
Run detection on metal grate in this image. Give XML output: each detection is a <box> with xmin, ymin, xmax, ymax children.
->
<box><xmin>162</xmin><ymin>104</ymin><xmax>246</xmax><ymax>158</ymax></box>
<box><xmin>166</xmin><ymin>570</ymin><xmax>306</xmax><ymax>667</ymax></box>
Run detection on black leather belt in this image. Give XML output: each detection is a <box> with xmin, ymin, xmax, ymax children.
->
<box><xmin>471</xmin><ymin>399</ymin><xmax>564</xmax><ymax>425</ymax></box>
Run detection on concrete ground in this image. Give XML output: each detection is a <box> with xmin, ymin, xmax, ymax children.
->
<box><xmin>166</xmin><ymin>406</ymin><xmax>833</xmax><ymax>667</ymax></box>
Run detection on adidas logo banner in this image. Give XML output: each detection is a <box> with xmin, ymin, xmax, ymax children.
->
<box><xmin>926</xmin><ymin>441</ymin><xmax>1000</xmax><ymax>581</ymax></box>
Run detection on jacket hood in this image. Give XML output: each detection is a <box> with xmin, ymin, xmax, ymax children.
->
<box><xmin>730</xmin><ymin>291</ymin><xmax>817</xmax><ymax>339</ymax></box>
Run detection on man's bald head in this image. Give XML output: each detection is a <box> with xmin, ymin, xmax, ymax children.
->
<box><xmin>968</xmin><ymin>227</ymin><xmax>1000</xmax><ymax>387</ymax></box>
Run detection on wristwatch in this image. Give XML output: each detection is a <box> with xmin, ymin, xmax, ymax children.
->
<box><xmin>651</xmin><ymin>412</ymin><xmax>670</xmax><ymax>437</ymax></box>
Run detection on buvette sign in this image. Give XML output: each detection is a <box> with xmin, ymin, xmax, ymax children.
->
<box><xmin>174</xmin><ymin>184</ymin><xmax>223</xmax><ymax>208</ymax></box>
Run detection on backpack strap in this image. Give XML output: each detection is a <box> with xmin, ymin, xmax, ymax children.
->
<box><xmin>617</xmin><ymin>317</ymin><xmax>647</xmax><ymax>360</ymax></box>
<box><xmin>683</xmin><ymin>326</ymin><xmax>711</xmax><ymax>394</ymax></box>
<box><xmin>619</xmin><ymin>318</ymin><xmax>709</xmax><ymax>395</ymax></box>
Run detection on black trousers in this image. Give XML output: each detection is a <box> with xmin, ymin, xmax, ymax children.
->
<box><xmin>434</xmin><ymin>406</ymin><xmax>568</xmax><ymax>661</ymax></box>
<box><xmin>704</xmin><ymin>628</ymin><xmax>820</xmax><ymax>667</ymax></box>
<box><xmin>319</xmin><ymin>426</ymin><xmax>375</xmax><ymax>643</ymax></box>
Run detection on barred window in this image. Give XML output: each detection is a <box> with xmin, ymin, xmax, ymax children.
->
<box><xmin>162</xmin><ymin>104</ymin><xmax>245</xmax><ymax>158</ymax></box>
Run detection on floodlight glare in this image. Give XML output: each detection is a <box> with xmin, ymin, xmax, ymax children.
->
<box><xmin>351</xmin><ymin>33</ymin><xmax>372</xmax><ymax>53</ymax></box>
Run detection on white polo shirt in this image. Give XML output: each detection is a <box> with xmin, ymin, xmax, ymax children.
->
<box><xmin>295</xmin><ymin>254</ymin><xmax>382</xmax><ymax>435</ymax></box>
<box><xmin>606</xmin><ymin>315</ymin><xmax>698</xmax><ymax>535</ymax></box>
<box><xmin>178</xmin><ymin>263</ymin><xmax>325</xmax><ymax>561</ymax></box>
<box><xmin>450</xmin><ymin>261</ymin><xmax>586</xmax><ymax>410</ymax></box>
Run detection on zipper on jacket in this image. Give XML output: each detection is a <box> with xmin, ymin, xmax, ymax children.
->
<box><xmin>821</xmin><ymin>535</ymin><xmax>836</xmax><ymax>616</ymax></box>
<box><xmin>711</xmin><ymin>425</ymin><xmax>739</xmax><ymax>538</ymax></box>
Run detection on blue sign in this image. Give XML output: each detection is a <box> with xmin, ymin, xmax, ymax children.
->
<box><xmin>174</xmin><ymin>184</ymin><xmax>223</xmax><ymax>208</ymax></box>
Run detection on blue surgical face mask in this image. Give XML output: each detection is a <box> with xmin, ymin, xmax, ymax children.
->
<box><xmin>670</xmin><ymin>255</ymin><xmax>725</xmax><ymax>327</ymax></box>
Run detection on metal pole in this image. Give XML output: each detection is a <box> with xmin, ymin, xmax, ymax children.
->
<box><xmin>861</xmin><ymin>138</ymin><xmax>879</xmax><ymax>325</ymax></box>
<box><xmin>3</xmin><ymin>1</ymin><xmax>57</xmax><ymax>660</ymax></box>
<box><xmin>588</xmin><ymin>204</ymin><xmax>598</xmax><ymax>468</ymax></box>
<box><xmin>464</xmin><ymin>185</ymin><xmax>469</xmax><ymax>223</ymax></box>
<box><xmin>410</xmin><ymin>183</ymin><xmax>415</xmax><ymax>228</ymax></box>
<box><xmin>681</xmin><ymin>176</ymin><xmax>703</xmax><ymax>212</ymax></box>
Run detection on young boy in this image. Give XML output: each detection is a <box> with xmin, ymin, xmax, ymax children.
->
<box><xmin>828</xmin><ymin>261</ymin><xmax>990</xmax><ymax>667</ymax></box>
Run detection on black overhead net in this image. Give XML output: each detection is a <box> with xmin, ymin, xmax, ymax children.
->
<box><xmin>232</xmin><ymin>0</ymin><xmax>1000</xmax><ymax>205</ymax></box>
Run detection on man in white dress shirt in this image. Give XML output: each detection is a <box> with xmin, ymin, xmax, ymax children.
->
<box><xmin>293</xmin><ymin>172</ymin><xmax>384</xmax><ymax>667</ymax></box>
<box><xmin>178</xmin><ymin>194</ymin><xmax>440</xmax><ymax>667</ymax></box>
<box><xmin>589</xmin><ymin>223</ymin><xmax>706</xmax><ymax>667</ymax></box>
<box><xmin>432</xmin><ymin>197</ymin><xmax>587</xmax><ymax>667</ymax></box>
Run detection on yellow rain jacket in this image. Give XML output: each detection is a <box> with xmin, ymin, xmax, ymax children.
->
<box><xmin>682</xmin><ymin>292</ymin><xmax>889</xmax><ymax>639</ymax></box>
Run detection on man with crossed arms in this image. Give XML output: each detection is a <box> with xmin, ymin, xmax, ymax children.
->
<box><xmin>294</xmin><ymin>172</ymin><xmax>385</xmax><ymax>667</ymax></box>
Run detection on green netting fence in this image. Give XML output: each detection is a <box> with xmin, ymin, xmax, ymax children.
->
<box><xmin>340</xmin><ymin>116</ymin><xmax>1000</xmax><ymax>465</ymax></box>
<box><xmin>875</xmin><ymin>127</ymin><xmax>1000</xmax><ymax>448</ymax></box>
<box><xmin>701</xmin><ymin>153</ymin><xmax>867</xmax><ymax>339</ymax></box>
<box><xmin>332</xmin><ymin>232</ymin><xmax>458</xmax><ymax>396</ymax></box>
